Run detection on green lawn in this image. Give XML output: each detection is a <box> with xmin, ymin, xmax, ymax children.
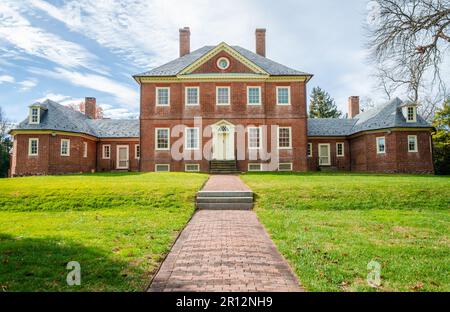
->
<box><xmin>241</xmin><ymin>172</ymin><xmax>450</xmax><ymax>292</ymax></box>
<box><xmin>0</xmin><ymin>172</ymin><xmax>208</xmax><ymax>291</ymax></box>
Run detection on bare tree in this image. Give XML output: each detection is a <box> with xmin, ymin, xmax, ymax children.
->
<box><xmin>0</xmin><ymin>107</ymin><xmax>10</xmax><ymax>142</ymax></box>
<box><xmin>367</xmin><ymin>0</ymin><xmax>450</xmax><ymax>114</ymax></box>
<box><xmin>66</xmin><ymin>101</ymin><xmax>104</xmax><ymax>119</ymax></box>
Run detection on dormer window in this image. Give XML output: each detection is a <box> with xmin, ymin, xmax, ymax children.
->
<box><xmin>404</xmin><ymin>105</ymin><xmax>417</xmax><ymax>123</ymax></box>
<box><xmin>29</xmin><ymin>107</ymin><xmax>40</xmax><ymax>124</ymax></box>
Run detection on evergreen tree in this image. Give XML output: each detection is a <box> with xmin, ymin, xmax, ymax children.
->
<box><xmin>309</xmin><ymin>87</ymin><xmax>342</xmax><ymax>118</ymax></box>
<box><xmin>432</xmin><ymin>99</ymin><xmax>450</xmax><ymax>175</ymax></box>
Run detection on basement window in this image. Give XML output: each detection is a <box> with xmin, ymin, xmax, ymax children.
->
<box><xmin>155</xmin><ymin>164</ymin><xmax>170</xmax><ymax>172</ymax></box>
<box><xmin>185</xmin><ymin>164</ymin><xmax>200</xmax><ymax>172</ymax></box>
<box><xmin>248</xmin><ymin>163</ymin><xmax>262</xmax><ymax>171</ymax></box>
<box><xmin>278</xmin><ymin>163</ymin><xmax>293</xmax><ymax>171</ymax></box>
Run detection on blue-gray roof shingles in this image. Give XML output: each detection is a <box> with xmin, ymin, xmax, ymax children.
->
<box><xmin>13</xmin><ymin>100</ymin><xmax>139</xmax><ymax>138</ymax></box>
<box><xmin>133</xmin><ymin>44</ymin><xmax>312</xmax><ymax>77</ymax></box>
<box><xmin>308</xmin><ymin>98</ymin><xmax>432</xmax><ymax>137</ymax></box>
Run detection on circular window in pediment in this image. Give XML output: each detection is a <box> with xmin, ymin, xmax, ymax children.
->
<box><xmin>217</xmin><ymin>57</ymin><xmax>230</xmax><ymax>70</ymax></box>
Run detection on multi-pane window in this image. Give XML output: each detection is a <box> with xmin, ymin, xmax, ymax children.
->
<box><xmin>248</xmin><ymin>127</ymin><xmax>261</xmax><ymax>149</ymax></box>
<box><xmin>29</xmin><ymin>138</ymin><xmax>39</xmax><ymax>156</ymax></box>
<box><xmin>156</xmin><ymin>87</ymin><xmax>170</xmax><ymax>106</ymax></box>
<box><xmin>185</xmin><ymin>128</ymin><xmax>199</xmax><ymax>150</ymax></box>
<box><xmin>186</xmin><ymin>87</ymin><xmax>199</xmax><ymax>105</ymax></box>
<box><xmin>83</xmin><ymin>142</ymin><xmax>88</xmax><ymax>158</ymax></box>
<box><xmin>408</xmin><ymin>135</ymin><xmax>418</xmax><ymax>152</ymax></box>
<box><xmin>61</xmin><ymin>139</ymin><xmax>70</xmax><ymax>156</ymax></box>
<box><xmin>307</xmin><ymin>143</ymin><xmax>312</xmax><ymax>157</ymax></box>
<box><xmin>30</xmin><ymin>107</ymin><xmax>40</xmax><ymax>124</ymax></box>
<box><xmin>216</xmin><ymin>87</ymin><xmax>230</xmax><ymax>105</ymax></box>
<box><xmin>278</xmin><ymin>127</ymin><xmax>291</xmax><ymax>149</ymax></box>
<box><xmin>407</xmin><ymin>106</ymin><xmax>415</xmax><ymax>122</ymax></box>
<box><xmin>276</xmin><ymin>87</ymin><xmax>290</xmax><ymax>105</ymax></box>
<box><xmin>247</xmin><ymin>87</ymin><xmax>261</xmax><ymax>105</ymax></box>
<box><xmin>155</xmin><ymin>128</ymin><xmax>170</xmax><ymax>150</ymax></box>
<box><xmin>103</xmin><ymin>145</ymin><xmax>111</xmax><ymax>159</ymax></box>
<box><xmin>336</xmin><ymin>143</ymin><xmax>344</xmax><ymax>157</ymax></box>
<box><xmin>135</xmin><ymin>144</ymin><xmax>140</xmax><ymax>159</ymax></box>
<box><xmin>376</xmin><ymin>137</ymin><xmax>386</xmax><ymax>154</ymax></box>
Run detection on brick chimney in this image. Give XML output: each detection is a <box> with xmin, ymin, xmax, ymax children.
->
<box><xmin>348</xmin><ymin>96</ymin><xmax>360</xmax><ymax>118</ymax></box>
<box><xmin>255</xmin><ymin>28</ymin><xmax>266</xmax><ymax>57</ymax></box>
<box><xmin>84</xmin><ymin>97</ymin><xmax>96</xmax><ymax>119</ymax></box>
<box><xmin>179</xmin><ymin>27</ymin><xmax>190</xmax><ymax>57</ymax></box>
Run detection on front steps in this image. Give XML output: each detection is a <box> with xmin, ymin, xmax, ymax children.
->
<box><xmin>209</xmin><ymin>160</ymin><xmax>240</xmax><ymax>174</ymax></box>
<box><xmin>196</xmin><ymin>191</ymin><xmax>254</xmax><ymax>210</ymax></box>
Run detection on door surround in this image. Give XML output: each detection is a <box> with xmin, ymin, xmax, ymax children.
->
<box><xmin>318</xmin><ymin>143</ymin><xmax>331</xmax><ymax>166</ymax></box>
<box><xmin>212</xmin><ymin>120</ymin><xmax>235</xmax><ymax>160</ymax></box>
<box><xmin>116</xmin><ymin>145</ymin><xmax>130</xmax><ymax>169</ymax></box>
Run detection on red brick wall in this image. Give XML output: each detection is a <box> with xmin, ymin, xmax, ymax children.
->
<box><xmin>11</xmin><ymin>134</ymin><xmax>97</xmax><ymax>176</ymax></box>
<box><xmin>307</xmin><ymin>139</ymin><xmax>351</xmax><ymax>171</ymax></box>
<box><xmin>350</xmin><ymin>130</ymin><xmax>433</xmax><ymax>173</ymax></box>
<box><xmin>97</xmin><ymin>140</ymin><xmax>140</xmax><ymax>172</ymax></box>
<box><xmin>140</xmin><ymin>80</ymin><xmax>308</xmax><ymax>172</ymax></box>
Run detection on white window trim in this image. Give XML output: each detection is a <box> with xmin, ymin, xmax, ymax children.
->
<box><xmin>28</xmin><ymin>138</ymin><xmax>39</xmax><ymax>156</ymax></box>
<box><xmin>408</xmin><ymin>135</ymin><xmax>418</xmax><ymax>152</ymax></box>
<box><xmin>336</xmin><ymin>142</ymin><xmax>345</xmax><ymax>157</ymax></box>
<box><xmin>276</xmin><ymin>86</ymin><xmax>291</xmax><ymax>105</ymax></box>
<box><xmin>278</xmin><ymin>163</ymin><xmax>293</xmax><ymax>171</ymax></box>
<box><xmin>83</xmin><ymin>142</ymin><xmax>88</xmax><ymax>158</ymax></box>
<box><xmin>155</xmin><ymin>128</ymin><xmax>170</xmax><ymax>151</ymax></box>
<box><xmin>248</xmin><ymin>126</ymin><xmax>262</xmax><ymax>150</ymax></box>
<box><xmin>247</xmin><ymin>86</ymin><xmax>262</xmax><ymax>105</ymax></box>
<box><xmin>307</xmin><ymin>143</ymin><xmax>313</xmax><ymax>157</ymax></box>
<box><xmin>185</xmin><ymin>163</ymin><xmax>200</xmax><ymax>172</ymax></box>
<box><xmin>155</xmin><ymin>164</ymin><xmax>170</xmax><ymax>172</ymax></box>
<box><xmin>406</xmin><ymin>106</ymin><xmax>417</xmax><ymax>123</ymax></box>
<box><xmin>376</xmin><ymin>137</ymin><xmax>386</xmax><ymax>154</ymax></box>
<box><xmin>277</xmin><ymin>127</ymin><xmax>292</xmax><ymax>149</ymax></box>
<box><xmin>60</xmin><ymin>139</ymin><xmax>70</xmax><ymax>157</ymax></box>
<box><xmin>185</xmin><ymin>86</ymin><xmax>200</xmax><ymax>106</ymax></box>
<box><xmin>155</xmin><ymin>87</ymin><xmax>170</xmax><ymax>107</ymax></box>
<box><xmin>216</xmin><ymin>86</ymin><xmax>231</xmax><ymax>105</ymax></box>
<box><xmin>185</xmin><ymin>127</ymin><xmax>200</xmax><ymax>150</ymax></box>
<box><xmin>248</xmin><ymin>163</ymin><xmax>262</xmax><ymax>172</ymax></box>
<box><xmin>318</xmin><ymin>143</ymin><xmax>331</xmax><ymax>166</ymax></box>
<box><xmin>29</xmin><ymin>107</ymin><xmax>40</xmax><ymax>124</ymax></box>
<box><xmin>102</xmin><ymin>144</ymin><xmax>111</xmax><ymax>159</ymax></box>
<box><xmin>135</xmin><ymin>144</ymin><xmax>140</xmax><ymax>159</ymax></box>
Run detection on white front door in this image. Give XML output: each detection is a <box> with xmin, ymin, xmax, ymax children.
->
<box><xmin>116</xmin><ymin>145</ymin><xmax>129</xmax><ymax>169</ymax></box>
<box><xmin>318</xmin><ymin>144</ymin><xmax>330</xmax><ymax>166</ymax></box>
<box><xmin>212</xmin><ymin>123</ymin><xmax>234</xmax><ymax>160</ymax></box>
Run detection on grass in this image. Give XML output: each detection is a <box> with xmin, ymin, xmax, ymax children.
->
<box><xmin>241</xmin><ymin>172</ymin><xmax>450</xmax><ymax>292</ymax></box>
<box><xmin>0</xmin><ymin>172</ymin><xmax>208</xmax><ymax>291</ymax></box>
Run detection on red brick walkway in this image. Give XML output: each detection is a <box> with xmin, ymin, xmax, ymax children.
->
<box><xmin>148</xmin><ymin>175</ymin><xmax>302</xmax><ymax>292</ymax></box>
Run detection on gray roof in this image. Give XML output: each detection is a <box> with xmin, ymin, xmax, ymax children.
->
<box><xmin>308</xmin><ymin>98</ymin><xmax>432</xmax><ymax>136</ymax></box>
<box><xmin>13</xmin><ymin>100</ymin><xmax>139</xmax><ymax>138</ymax></box>
<box><xmin>134</xmin><ymin>44</ymin><xmax>311</xmax><ymax>77</ymax></box>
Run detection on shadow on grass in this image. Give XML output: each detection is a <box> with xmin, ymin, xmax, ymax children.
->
<box><xmin>241</xmin><ymin>171</ymin><xmax>447</xmax><ymax>179</ymax></box>
<box><xmin>0</xmin><ymin>233</ymin><xmax>145</xmax><ymax>291</ymax></box>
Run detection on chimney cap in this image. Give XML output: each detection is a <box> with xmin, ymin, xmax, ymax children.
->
<box><xmin>255</xmin><ymin>28</ymin><xmax>266</xmax><ymax>33</ymax></box>
<box><xmin>180</xmin><ymin>26</ymin><xmax>190</xmax><ymax>33</ymax></box>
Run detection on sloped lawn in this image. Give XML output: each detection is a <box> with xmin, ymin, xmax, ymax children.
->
<box><xmin>0</xmin><ymin>172</ymin><xmax>208</xmax><ymax>291</ymax></box>
<box><xmin>242</xmin><ymin>172</ymin><xmax>450</xmax><ymax>292</ymax></box>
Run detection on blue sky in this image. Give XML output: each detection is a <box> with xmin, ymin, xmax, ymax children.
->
<box><xmin>1</xmin><ymin>0</ymin><xmax>392</xmax><ymax>122</ymax></box>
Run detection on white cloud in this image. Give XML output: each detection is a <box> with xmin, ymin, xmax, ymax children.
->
<box><xmin>29</xmin><ymin>67</ymin><xmax>139</xmax><ymax>107</ymax></box>
<box><xmin>0</xmin><ymin>2</ymin><xmax>100</xmax><ymax>71</ymax></box>
<box><xmin>100</xmin><ymin>105</ymin><xmax>139</xmax><ymax>119</ymax></box>
<box><xmin>18</xmin><ymin>79</ymin><xmax>37</xmax><ymax>91</ymax></box>
<box><xmin>34</xmin><ymin>93</ymin><xmax>82</xmax><ymax>106</ymax></box>
<box><xmin>0</xmin><ymin>75</ymin><xmax>15</xmax><ymax>83</ymax></box>
<box><xmin>25</xmin><ymin>0</ymin><xmax>257</xmax><ymax>69</ymax></box>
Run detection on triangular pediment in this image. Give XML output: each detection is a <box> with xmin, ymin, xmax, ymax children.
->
<box><xmin>178</xmin><ymin>42</ymin><xmax>268</xmax><ymax>76</ymax></box>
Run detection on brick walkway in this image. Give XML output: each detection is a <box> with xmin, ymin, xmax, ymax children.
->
<box><xmin>200</xmin><ymin>174</ymin><xmax>251</xmax><ymax>192</ymax></box>
<box><xmin>148</xmin><ymin>176</ymin><xmax>302</xmax><ymax>292</ymax></box>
